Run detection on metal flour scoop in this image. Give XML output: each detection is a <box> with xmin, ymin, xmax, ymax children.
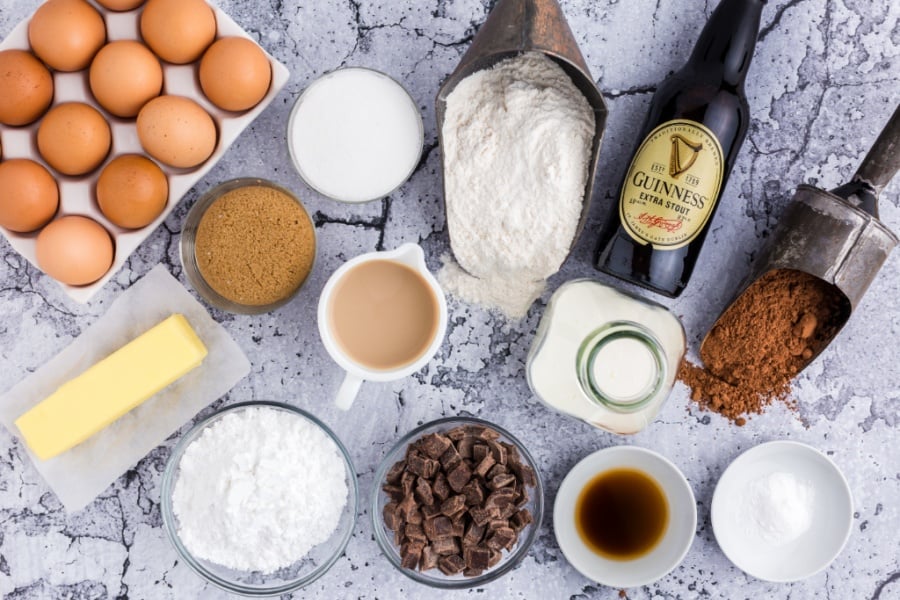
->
<box><xmin>702</xmin><ymin>103</ymin><xmax>900</xmax><ymax>362</ymax></box>
<box><xmin>435</xmin><ymin>0</ymin><xmax>608</xmax><ymax>259</ymax></box>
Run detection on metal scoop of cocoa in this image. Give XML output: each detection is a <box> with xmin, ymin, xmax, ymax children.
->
<box><xmin>678</xmin><ymin>268</ymin><xmax>850</xmax><ymax>425</ymax></box>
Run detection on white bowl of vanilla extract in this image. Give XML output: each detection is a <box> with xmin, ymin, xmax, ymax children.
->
<box><xmin>553</xmin><ymin>446</ymin><xmax>697</xmax><ymax>588</ymax></box>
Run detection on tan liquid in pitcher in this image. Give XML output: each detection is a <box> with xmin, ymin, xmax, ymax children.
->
<box><xmin>328</xmin><ymin>259</ymin><xmax>440</xmax><ymax>370</ymax></box>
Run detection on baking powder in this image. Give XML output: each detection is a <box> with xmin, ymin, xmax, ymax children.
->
<box><xmin>439</xmin><ymin>52</ymin><xmax>595</xmax><ymax>319</ymax></box>
<box><xmin>172</xmin><ymin>407</ymin><xmax>348</xmax><ymax>573</ymax></box>
<box><xmin>744</xmin><ymin>471</ymin><xmax>815</xmax><ymax>546</ymax></box>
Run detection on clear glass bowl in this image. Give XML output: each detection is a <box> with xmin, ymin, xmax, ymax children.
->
<box><xmin>371</xmin><ymin>416</ymin><xmax>544</xmax><ymax>589</ymax></box>
<box><xmin>161</xmin><ymin>401</ymin><xmax>358</xmax><ymax>596</ymax></box>
<box><xmin>180</xmin><ymin>178</ymin><xmax>317</xmax><ymax>314</ymax></box>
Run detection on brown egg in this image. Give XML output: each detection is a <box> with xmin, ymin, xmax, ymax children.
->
<box><xmin>0</xmin><ymin>50</ymin><xmax>54</xmax><ymax>126</ymax></box>
<box><xmin>199</xmin><ymin>37</ymin><xmax>271</xmax><ymax>112</ymax></box>
<box><xmin>38</xmin><ymin>102</ymin><xmax>112</xmax><ymax>176</ymax></box>
<box><xmin>95</xmin><ymin>0</ymin><xmax>146</xmax><ymax>10</ymax></box>
<box><xmin>28</xmin><ymin>0</ymin><xmax>106</xmax><ymax>72</ymax></box>
<box><xmin>137</xmin><ymin>96</ymin><xmax>217</xmax><ymax>169</ymax></box>
<box><xmin>97</xmin><ymin>155</ymin><xmax>168</xmax><ymax>228</ymax></box>
<box><xmin>0</xmin><ymin>159</ymin><xmax>59</xmax><ymax>232</ymax></box>
<box><xmin>140</xmin><ymin>0</ymin><xmax>216</xmax><ymax>65</ymax></box>
<box><xmin>36</xmin><ymin>215</ymin><xmax>114</xmax><ymax>285</ymax></box>
<box><xmin>90</xmin><ymin>41</ymin><xmax>163</xmax><ymax>118</ymax></box>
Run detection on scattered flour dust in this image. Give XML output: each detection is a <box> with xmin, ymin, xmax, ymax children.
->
<box><xmin>440</xmin><ymin>52</ymin><xmax>595</xmax><ymax>319</ymax></box>
<box><xmin>172</xmin><ymin>407</ymin><xmax>348</xmax><ymax>573</ymax></box>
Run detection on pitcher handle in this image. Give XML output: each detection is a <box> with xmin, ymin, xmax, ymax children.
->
<box><xmin>335</xmin><ymin>372</ymin><xmax>364</xmax><ymax>410</ymax></box>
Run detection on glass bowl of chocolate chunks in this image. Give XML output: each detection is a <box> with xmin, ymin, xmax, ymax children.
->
<box><xmin>372</xmin><ymin>416</ymin><xmax>544</xmax><ymax>588</ymax></box>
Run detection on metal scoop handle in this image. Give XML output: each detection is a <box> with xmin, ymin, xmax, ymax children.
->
<box><xmin>854</xmin><ymin>103</ymin><xmax>900</xmax><ymax>195</ymax></box>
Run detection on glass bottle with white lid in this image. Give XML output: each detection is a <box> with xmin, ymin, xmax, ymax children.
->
<box><xmin>526</xmin><ymin>279</ymin><xmax>685</xmax><ymax>435</ymax></box>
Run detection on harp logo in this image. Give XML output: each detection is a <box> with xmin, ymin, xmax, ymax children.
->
<box><xmin>669</xmin><ymin>134</ymin><xmax>702</xmax><ymax>179</ymax></box>
<box><xmin>618</xmin><ymin>120</ymin><xmax>725</xmax><ymax>249</ymax></box>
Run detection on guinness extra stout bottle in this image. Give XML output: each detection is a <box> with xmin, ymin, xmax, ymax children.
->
<box><xmin>595</xmin><ymin>0</ymin><xmax>766</xmax><ymax>297</ymax></box>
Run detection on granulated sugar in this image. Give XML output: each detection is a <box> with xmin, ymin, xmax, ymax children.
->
<box><xmin>440</xmin><ymin>52</ymin><xmax>594</xmax><ymax>319</ymax></box>
<box><xmin>172</xmin><ymin>407</ymin><xmax>348</xmax><ymax>573</ymax></box>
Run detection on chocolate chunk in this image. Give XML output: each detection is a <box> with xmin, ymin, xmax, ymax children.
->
<box><xmin>415</xmin><ymin>476</ymin><xmax>434</xmax><ymax>506</ymax></box>
<box><xmin>473</xmin><ymin>443</ymin><xmax>489</xmax><ymax>463</ymax></box>
<box><xmin>489</xmin><ymin>473</ymin><xmax>516</xmax><ymax>490</ymax></box>
<box><xmin>487</xmin><ymin>518</ymin><xmax>508</xmax><ymax>532</ymax></box>
<box><xmin>383</xmin><ymin>502</ymin><xmax>402</xmax><ymax>531</ymax></box>
<box><xmin>469</xmin><ymin>505</ymin><xmax>500</xmax><ymax>526</ymax></box>
<box><xmin>464</xmin><ymin>545</ymin><xmax>492</xmax><ymax>570</ymax></box>
<box><xmin>405</xmin><ymin>523</ymin><xmax>427</xmax><ymax>543</ymax></box>
<box><xmin>515</xmin><ymin>487</ymin><xmax>530</xmax><ymax>508</ymax></box>
<box><xmin>486</xmin><ymin>440</ymin><xmax>507</xmax><ymax>465</ymax></box>
<box><xmin>510</xmin><ymin>508</ymin><xmax>533</xmax><ymax>532</ymax></box>
<box><xmin>398</xmin><ymin>493</ymin><xmax>417</xmax><ymax>519</ymax></box>
<box><xmin>394</xmin><ymin>527</ymin><xmax>403</xmax><ymax>547</ymax></box>
<box><xmin>487</xmin><ymin>549</ymin><xmax>502</xmax><ymax>568</ymax></box>
<box><xmin>401</xmin><ymin>470</ymin><xmax>415</xmax><ymax>496</ymax></box>
<box><xmin>421</xmin><ymin>433</ymin><xmax>452</xmax><ymax>459</ymax></box>
<box><xmin>400</xmin><ymin>541</ymin><xmax>424</xmax><ymax>570</ymax></box>
<box><xmin>420</xmin><ymin>545</ymin><xmax>439</xmax><ymax>571</ymax></box>
<box><xmin>432</xmin><ymin>536</ymin><xmax>460</xmax><ymax>556</ymax></box>
<box><xmin>486</xmin><ymin>526</ymin><xmax>517</xmax><ymax>551</ymax></box>
<box><xmin>467</xmin><ymin>425</ymin><xmax>501</xmax><ymax>440</ymax></box>
<box><xmin>439</xmin><ymin>445</ymin><xmax>462</xmax><ymax>471</ymax></box>
<box><xmin>432</xmin><ymin>471</ymin><xmax>451</xmax><ymax>501</ymax></box>
<box><xmin>425</xmin><ymin>515</ymin><xmax>454</xmax><ymax>540</ymax></box>
<box><xmin>407</xmin><ymin>453</ymin><xmax>439</xmax><ymax>479</ymax></box>
<box><xmin>462</xmin><ymin>480</ymin><xmax>485</xmax><ymax>506</ymax></box>
<box><xmin>457</xmin><ymin>436</ymin><xmax>475</xmax><ymax>459</ymax></box>
<box><xmin>407</xmin><ymin>506</ymin><xmax>424</xmax><ymax>525</ymax></box>
<box><xmin>464</xmin><ymin>521</ymin><xmax>485</xmax><ymax>546</ymax></box>
<box><xmin>421</xmin><ymin>503</ymin><xmax>442</xmax><ymax>520</ymax></box>
<box><xmin>501</xmin><ymin>441</ymin><xmax>520</xmax><ymax>463</ymax></box>
<box><xmin>382</xmin><ymin>484</ymin><xmax>404</xmax><ymax>502</ymax></box>
<box><xmin>510</xmin><ymin>461</ymin><xmax>537</xmax><ymax>488</ymax></box>
<box><xmin>450</xmin><ymin>513</ymin><xmax>466</xmax><ymax>538</ymax></box>
<box><xmin>463</xmin><ymin>567</ymin><xmax>484</xmax><ymax>577</ymax></box>
<box><xmin>438</xmin><ymin>554</ymin><xmax>465</xmax><ymax>575</ymax></box>
<box><xmin>447</xmin><ymin>462</ymin><xmax>472</xmax><ymax>493</ymax></box>
<box><xmin>498</xmin><ymin>502</ymin><xmax>518</xmax><ymax>520</ymax></box>
<box><xmin>386</xmin><ymin>460</ymin><xmax>406</xmax><ymax>484</ymax></box>
<box><xmin>486</xmin><ymin>463</ymin><xmax>509</xmax><ymax>479</ymax></box>
<box><xmin>446</xmin><ymin>426</ymin><xmax>467</xmax><ymax>441</ymax></box>
<box><xmin>474</xmin><ymin>454</ymin><xmax>496</xmax><ymax>479</ymax></box>
<box><xmin>485</xmin><ymin>487</ymin><xmax>517</xmax><ymax>509</ymax></box>
<box><xmin>440</xmin><ymin>494</ymin><xmax>466</xmax><ymax>517</ymax></box>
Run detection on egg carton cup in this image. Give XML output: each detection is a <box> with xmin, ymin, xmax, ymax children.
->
<box><xmin>0</xmin><ymin>1</ymin><xmax>290</xmax><ymax>303</ymax></box>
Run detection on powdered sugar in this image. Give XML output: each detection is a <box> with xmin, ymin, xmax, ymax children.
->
<box><xmin>440</xmin><ymin>52</ymin><xmax>594</xmax><ymax>319</ymax></box>
<box><xmin>171</xmin><ymin>406</ymin><xmax>348</xmax><ymax>573</ymax></box>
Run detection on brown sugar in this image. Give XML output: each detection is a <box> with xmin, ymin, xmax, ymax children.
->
<box><xmin>194</xmin><ymin>185</ymin><xmax>315</xmax><ymax>306</ymax></box>
<box><xmin>679</xmin><ymin>269</ymin><xmax>850</xmax><ymax>424</ymax></box>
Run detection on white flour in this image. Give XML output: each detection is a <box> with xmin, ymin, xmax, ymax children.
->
<box><xmin>440</xmin><ymin>52</ymin><xmax>594</xmax><ymax>319</ymax></box>
<box><xmin>172</xmin><ymin>407</ymin><xmax>348</xmax><ymax>573</ymax></box>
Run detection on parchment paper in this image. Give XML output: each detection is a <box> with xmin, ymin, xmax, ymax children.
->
<box><xmin>0</xmin><ymin>265</ymin><xmax>251</xmax><ymax>512</ymax></box>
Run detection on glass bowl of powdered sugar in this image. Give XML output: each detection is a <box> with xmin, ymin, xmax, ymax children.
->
<box><xmin>161</xmin><ymin>401</ymin><xmax>358</xmax><ymax>595</ymax></box>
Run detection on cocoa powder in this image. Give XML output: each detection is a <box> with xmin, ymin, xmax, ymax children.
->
<box><xmin>678</xmin><ymin>269</ymin><xmax>850</xmax><ymax>424</ymax></box>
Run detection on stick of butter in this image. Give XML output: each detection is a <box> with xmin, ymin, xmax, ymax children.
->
<box><xmin>14</xmin><ymin>314</ymin><xmax>208</xmax><ymax>461</ymax></box>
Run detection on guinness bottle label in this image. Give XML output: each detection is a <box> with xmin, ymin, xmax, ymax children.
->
<box><xmin>618</xmin><ymin>120</ymin><xmax>724</xmax><ymax>249</ymax></box>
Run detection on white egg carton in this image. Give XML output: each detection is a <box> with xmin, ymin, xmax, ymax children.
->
<box><xmin>0</xmin><ymin>1</ymin><xmax>289</xmax><ymax>303</ymax></box>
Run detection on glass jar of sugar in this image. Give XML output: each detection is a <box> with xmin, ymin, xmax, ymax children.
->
<box><xmin>526</xmin><ymin>280</ymin><xmax>685</xmax><ymax>435</ymax></box>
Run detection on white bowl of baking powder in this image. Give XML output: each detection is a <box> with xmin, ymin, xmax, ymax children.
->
<box><xmin>711</xmin><ymin>440</ymin><xmax>853</xmax><ymax>582</ymax></box>
<box><xmin>161</xmin><ymin>401</ymin><xmax>359</xmax><ymax>595</ymax></box>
